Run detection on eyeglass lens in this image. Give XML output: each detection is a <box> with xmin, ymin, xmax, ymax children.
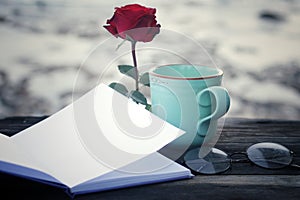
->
<box><xmin>184</xmin><ymin>142</ymin><xmax>293</xmax><ymax>174</ymax></box>
<box><xmin>184</xmin><ymin>147</ymin><xmax>230</xmax><ymax>174</ymax></box>
<box><xmin>246</xmin><ymin>142</ymin><xmax>292</xmax><ymax>169</ymax></box>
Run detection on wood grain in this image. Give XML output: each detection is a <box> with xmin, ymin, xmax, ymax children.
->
<box><xmin>0</xmin><ymin>116</ymin><xmax>299</xmax><ymax>199</ymax></box>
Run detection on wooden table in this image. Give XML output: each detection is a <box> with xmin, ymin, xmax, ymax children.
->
<box><xmin>0</xmin><ymin>117</ymin><xmax>299</xmax><ymax>200</ymax></box>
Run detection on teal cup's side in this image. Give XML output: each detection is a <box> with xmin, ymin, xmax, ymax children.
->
<box><xmin>149</xmin><ymin>65</ymin><xmax>230</xmax><ymax>159</ymax></box>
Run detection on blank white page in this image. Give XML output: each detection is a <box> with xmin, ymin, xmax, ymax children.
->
<box><xmin>11</xmin><ymin>84</ymin><xmax>185</xmax><ymax>188</ymax></box>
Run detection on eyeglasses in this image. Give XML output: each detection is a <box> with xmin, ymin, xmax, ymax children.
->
<box><xmin>184</xmin><ymin>142</ymin><xmax>300</xmax><ymax>174</ymax></box>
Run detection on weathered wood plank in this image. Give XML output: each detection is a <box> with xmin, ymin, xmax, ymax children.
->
<box><xmin>1</xmin><ymin>172</ymin><xmax>299</xmax><ymax>200</ymax></box>
<box><xmin>0</xmin><ymin>116</ymin><xmax>47</xmax><ymax>136</ymax></box>
<box><xmin>0</xmin><ymin>116</ymin><xmax>300</xmax><ymax>199</ymax></box>
<box><xmin>166</xmin><ymin>175</ymin><xmax>300</xmax><ymax>187</ymax></box>
<box><xmin>0</xmin><ymin>116</ymin><xmax>300</xmax><ymax>175</ymax></box>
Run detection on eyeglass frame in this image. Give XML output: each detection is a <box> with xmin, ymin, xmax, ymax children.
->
<box><xmin>184</xmin><ymin>142</ymin><xmax>300</xmax><ymax>175</ymax></box>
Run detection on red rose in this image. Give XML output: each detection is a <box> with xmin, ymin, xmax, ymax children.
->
<box><xmin>103</xmin><ymin>4</ymin><xmax>161</xmax><ymax>43</ymax></box>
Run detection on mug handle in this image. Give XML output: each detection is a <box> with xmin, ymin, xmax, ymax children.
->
<box><xmin>196</xmin><ymin>86</ymin><xmax>230</xmax><ymax>137</ymax></box>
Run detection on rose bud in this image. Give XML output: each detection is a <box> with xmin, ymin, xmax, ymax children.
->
<box><xmin>103</xmin><ymin>4</ymin><xmax>161</xmax><ymax>43</ymax></box>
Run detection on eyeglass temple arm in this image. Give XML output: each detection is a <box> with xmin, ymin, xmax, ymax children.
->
<box><xmin>290</xmin><ymin>163</ymin><xmax>300</xmax><ymax>169</ymax></box>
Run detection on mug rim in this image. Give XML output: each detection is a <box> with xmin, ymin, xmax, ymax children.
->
<box><xmin>149</xmin><ymin>64</ymin><xmax>223</xmax><ymax>80</ymax></box>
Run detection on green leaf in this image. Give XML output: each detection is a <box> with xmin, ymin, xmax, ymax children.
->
<box><xmin>108</xmin><ymin>82</ymin><xmax>128</xmax><ymax>96</ymax></box>
<box><xmin>118</xmin><ymin>65</ymin><xmax>137</xmax><ymax>79</ymax></box>
<box><xmin>145</xmin><ymin>104</ymin><xmax>151</xmax><ymax>111</ymax></box>
<box><xmin>129</xmin><ymin>90</ymin><xmax>147</xmax><ymax>105</ymax></box>
<box><xmin>139</xmin><ymin>72</ymin><xmax>150</xmax><ymax>87</ymax></box>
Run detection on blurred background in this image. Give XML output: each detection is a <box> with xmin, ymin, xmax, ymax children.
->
<box><xmin>0</xmin><ymin>0</ymin><xmax>300</xmax><ymax>120</ymax></box>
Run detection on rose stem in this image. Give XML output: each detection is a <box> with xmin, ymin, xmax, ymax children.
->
<box><xmin>131</xmin><ymin>41</ymin><xmax>139</xmax><ymax>91</ymax></box>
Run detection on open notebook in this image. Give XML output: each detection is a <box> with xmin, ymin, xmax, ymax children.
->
<box><xmin>0</xmin><ymin>84</ymin><xmax>193</xmax><ymax>197</ymax></box>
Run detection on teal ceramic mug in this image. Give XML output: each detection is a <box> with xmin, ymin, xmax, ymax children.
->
<box><xmin>149</xmin><ymin>64</ymin><xmax>230</xmax><ymax>160</ymax></box>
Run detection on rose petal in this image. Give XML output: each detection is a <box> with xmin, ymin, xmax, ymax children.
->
<box><xmin>103</xmin><ymin>4</ymin><xmax>160</xmax><ymax>42</ymax></box>
<box><xmin>103</xmin><ymin>25</ymin><xmax>119</xmax><ymax>38</ymax></box>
